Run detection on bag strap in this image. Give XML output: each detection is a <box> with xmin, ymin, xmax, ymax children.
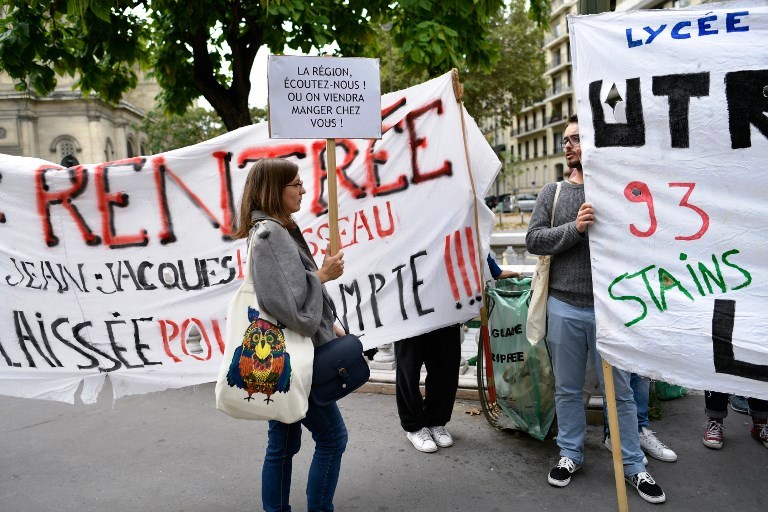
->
<box><xmin>243</xmin><ymin>231</ymin><xmax>258</xmax><ymax>286</ymax></box>
<box><xmin>323</xmin><ymin>294</ymin><xmax>350</xmax><ymax>335</ymax></box>
<box><xmin>550</xmin><ymin>181</ymin><xmax>563</xmax><ymax>228</ymax></box>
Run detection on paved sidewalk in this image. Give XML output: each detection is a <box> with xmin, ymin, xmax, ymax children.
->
<box><xmin>1</xmin><ymin>384</ymin><xmax>766</xmax><ymax>512</ymax></box>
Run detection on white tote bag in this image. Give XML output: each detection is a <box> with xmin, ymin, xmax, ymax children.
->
<box><xmin>526</xmin><ymin>182</ymin><xmax>562</xmax><ymax>345</ymax></box>
<box><xmin>215</xmin><ymin>235</ymin><xmax>314</xmax><ymax>422</ymax></box>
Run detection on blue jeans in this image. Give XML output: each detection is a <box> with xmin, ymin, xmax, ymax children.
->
<box><xmin>546</xmin><ymin>296</ymin><xmax>645</xmax><ymax>476</ymax></box>
<box><xmin>603</xmin><ymin>374</ymin><xmax>650</xmax><ymax>435</ymax></box>
<box><xmin>262</xmin><ymin>400</ymin><xmax>348</xmax><ymax>512</ymax></box>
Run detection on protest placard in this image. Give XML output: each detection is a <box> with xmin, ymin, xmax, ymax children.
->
<box><xmin>570</xmin><ymin>4</ymin><xmax>768</xmax><ymax>398</ymax></box>
<box><xmin>268</xmin><ymin>55</ymin><xmax>382</xmax><ymax>139</ymax></box>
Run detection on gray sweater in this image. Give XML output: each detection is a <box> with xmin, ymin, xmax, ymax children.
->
<box><xmin>249</xmin><ymin>211</ymin><xmax>335</xmax><ymax>347</ymax></box>
<box><xmin>525</xmin><ymin>181</ymin><xmax>593</xmax><ymax>307</ymax></box>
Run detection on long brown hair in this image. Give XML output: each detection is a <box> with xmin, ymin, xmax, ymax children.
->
<box><xmin>232</xmin><ymin>158</ymin><xmax>299</xmax><ymax>239</ymax></box>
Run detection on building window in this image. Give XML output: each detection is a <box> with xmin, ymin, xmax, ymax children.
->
<box><xmin>525</xmin><ymin>141</ymin><xmax>530</xmax><ymax>160</ymax></box>
<box><xmin>126</xmin><ymin>137</ymin><xmax>136</xmax><ymax>158</ymax></box>
<box><xmin>543</xmin><ymin>136</ymin><xmax>548</xmax><ymax>156</ymax></box>
<box><xmin>534</xmin><ymin>139</ymin><xmax>538</xmax><ymax>158</ymax></box>
<box><xmin>553</xmin><ymin>131</ymin><xmax>563</xmax><ymax>153</ymax></box>
<box><xmin>59</xmin><ymin>139</ymin><xmax>76</xmax><ymax>160</ymax></box>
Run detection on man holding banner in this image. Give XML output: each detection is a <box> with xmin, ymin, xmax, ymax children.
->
<box><xmin>526</xmin><ymin>115</ymin><xmax>666</xmax><ymax>504</ymax></box>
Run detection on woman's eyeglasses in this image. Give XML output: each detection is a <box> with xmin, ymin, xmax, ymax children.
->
<box><xmin>285</xmin><ymin>180</ymin><xmax>304</xmax><ymax>189</ymax></box>
<box><xmin>560</xmin><ymin>134</ymin><xmax>580</xmax><ymax>149</ymax></box>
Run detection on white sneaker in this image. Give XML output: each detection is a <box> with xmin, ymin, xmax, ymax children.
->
<box><xmin>406</xmin><ymin>427</ymin><xmax>437</xmax><ymax>453</ymax></box>
<box><xmin>428</xmin><ymin>426</ymin><xmax>453</xmax><ymax>447</ymax></box>
<box><xmin>604</xmin><ymin>436</ymin><xmax>648</xmax><ymax>465</ymax></box>
<box><xmin>638</xmin><ymin>427</ymin><xmax>677</xmax><ymax>462</ymax></box>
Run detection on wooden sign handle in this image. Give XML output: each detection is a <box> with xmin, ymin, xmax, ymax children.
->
<box><xmin>326</xmin><ymin>138</ymin><xmax>340</xmax><ymax>255</ymax></box>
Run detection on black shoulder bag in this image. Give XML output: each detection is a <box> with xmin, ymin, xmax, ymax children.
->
<box><xmin>310</xmin><ymin>296</ymin><xmax>371</xmax><ymax>406</ymax></box>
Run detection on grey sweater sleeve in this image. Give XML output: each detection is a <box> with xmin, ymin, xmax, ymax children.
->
<box><xmin>250</xmin><ymin>222</ymin><xmax>325</xmax><ymax>339</ymax></box>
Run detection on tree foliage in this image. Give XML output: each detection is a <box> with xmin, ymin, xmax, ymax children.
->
<box><xmin>0</xmin><ymin>0</ymin><xmax>526</xmax><ymax>131</ymax></box>
<box><xmin>461</xmin><ymin>0</ymin><xmax>547</xmax><ymax>126</ymax></box>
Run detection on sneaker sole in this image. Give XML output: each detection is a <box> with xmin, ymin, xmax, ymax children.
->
<box><xmin>636</xmin><ymin>490</ymin><xmax>666</xmax><ymax>504</ymax></box>
<box><xmin>702</xmin><ymin>439</ymin><xmax>723</xmax><ymax>450</ymax></box>
<box><xmin>643</xmin><ymin>451</ymin><xmax>677</xmax><ymax>462</ymax></box>
<box><xmin>625</xmin><ymin>477</ymin><xmax>666</xmax><ymax>504</ymax></box>
<box><xmin>547</xmin><ymin>475</ymin><xmax>571</xmax><ymax>487</ymax></box>
<box><xmin>410</xmin><ymin>444</ymin><xmax>437</xmax><ymax>453</ymax></box>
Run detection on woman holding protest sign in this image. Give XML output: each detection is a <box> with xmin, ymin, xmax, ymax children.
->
<box><xmin>232</xmin><ymin>157</ymin><xmax>347</xmax><ymax>512</ymax></box>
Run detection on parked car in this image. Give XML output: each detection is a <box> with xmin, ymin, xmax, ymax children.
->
<box><xmin>516</xmin><ymin>193</ymin><xmax>538</xmax><ymax>212</ymax></box>
<box><xmin>497</xmin><ymin>194</ymin><xmax>512</xmax><ymax>213</ymax></box>
<box><xmin>484</xmin><ymin>195</ymin><xmax>499</xmax><ymax>209</ymax></box>
<box><xmin>496</xmin><ymin>193</ymin><xmax>537</xmax><ymax>213</ymax></box>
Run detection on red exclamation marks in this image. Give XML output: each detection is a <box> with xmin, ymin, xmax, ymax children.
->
<box><xmin>443</xmin><ymin>226</ymin><xmax>484</xmax><ymax>308</ymax></box>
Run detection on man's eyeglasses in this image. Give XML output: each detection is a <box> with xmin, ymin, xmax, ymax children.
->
<box><xmin>560</xmin><ymin>134</ymin><xmax>580</xmax><ymax>149</ymax></box>
<box><xmin>285</xmin><ymin>180</ymin><xmax>304</xmax><ymax>189</ymax></box>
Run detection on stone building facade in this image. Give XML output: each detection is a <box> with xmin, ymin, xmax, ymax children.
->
<box><xmin>0</xmin><ymin>73</ymin><xmax>158</xmax><ymax>165</ymax></box>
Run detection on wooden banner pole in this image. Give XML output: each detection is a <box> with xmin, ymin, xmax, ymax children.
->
<box><xmin>326</xmin><ymin>138</ymin><xmax>340</xmax><ymax>255</ymax></box>
<box><xmin>602</xmin><ymin>358</ymin><xmax>630</xmax><ymax>512</ymax></box>
<box><xmin>451</xmin><ymin>68</ymin><xmax>496</xmax><ymax>403</ymax></box>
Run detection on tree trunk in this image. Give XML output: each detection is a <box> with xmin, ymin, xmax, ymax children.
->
<box><xmin>189</xmin><ymin>27</ymin><xmax>255</xmax><ymax>131</ymax></box>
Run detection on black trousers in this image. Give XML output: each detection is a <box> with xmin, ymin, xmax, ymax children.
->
<box><xmin>705</xmin><ymin>390</ymin><xmax>768</xmax><ymax>418</ymax></box>
<box><xmin>394</xmin><ymin>324</ymin><xmax>462</xmax><ymax>432</ymax></box>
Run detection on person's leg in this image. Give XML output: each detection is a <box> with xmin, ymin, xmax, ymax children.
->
<box><xmin>602</xmin><ymin>373</ymin><xmax>648</xmax><ymax>437</ymax></box>
<box><xmin>422</xmin><ymin>324</ymin><xmax>461</xmax><ymax>447</ymax></box>
<box><xmin>423</xmin><ymin>324</ymin><xmax>461</xmax><ymax>427</ymax></box>
<box><xmin>546</xmin><ymin>296</ymin><xmax>589</xmax><ymax>466</ymax></box>
<box><xmin>703</xmin><ymin>390</ymin><xmax>728</xmax><ymax>449</ymax></box>
<box><xmin>262</xmin><ymin>420</ymin><xmax>302</xmax><ymax>512</ymax></box>
<box><xmin>747</xmin><ymin>397</ymin><xmax>768</xmax><ymax>448</ymax></box>
<box><xmin>747</xmin><ymin>397</ymin><xmax>768</xmax><ymax>419</ymax></box>
<box><xmin>395</xmin><ymin>333</ymin><xmax>437</xmax><ymax>452</ymax></box>
<box><xmin>632</xmin><ymin>374</ymin><xmax>650</xmax><ymax>430</ymax></box>
<box><xmin>705</xmin><ymin>390</ymin><xmax>729</xmax><ymax>418</ymax></box>
<box><xmin>394</xmin><ymin>334</ymin><xmax>427</xmax><ymax>432</ymax></box>
<box><xmin>302</xmin><ymin>400</ymin><xmax>348</xmax><ymax>512</ymax></box>
<box><xmin>589</xmin><ymin>326</ymin><xmax>645</xmax><ymax>476</ymax></box>
<box><xmin>592</xmin><ymin>336</ymin><xmax>665</xmax><ymax>503</ymax></box>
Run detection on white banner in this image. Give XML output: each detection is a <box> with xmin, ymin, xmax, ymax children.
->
<box><xmin>0</xmin><ymin>72</ymin><xmax>499</xmax><ymax>403</ymax></box>
<box><xmin>570</xmin><ymin>3</ymin><xmax>768</xmax><ymax>398</ymax></box>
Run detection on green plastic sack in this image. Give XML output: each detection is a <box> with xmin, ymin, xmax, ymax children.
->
<box><xmin>486</xmin><ymin>277</ymin><xmax>555</xmax><ymax>441</ymax></box>
<box><xmin>654</xmin><ymin>381</ymin><xmax>689</xmax><ymax>401</ymax></box>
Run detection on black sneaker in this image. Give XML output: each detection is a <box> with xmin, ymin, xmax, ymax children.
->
<box><xmin>548</xmin><ymin>456</ymin><xmax>580</xmax><ymax>487</ymax></box>
<box><xmin>625</xmin><ymin>471</ymin><xmax>666</xmax><ymax>504</ymax></box>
